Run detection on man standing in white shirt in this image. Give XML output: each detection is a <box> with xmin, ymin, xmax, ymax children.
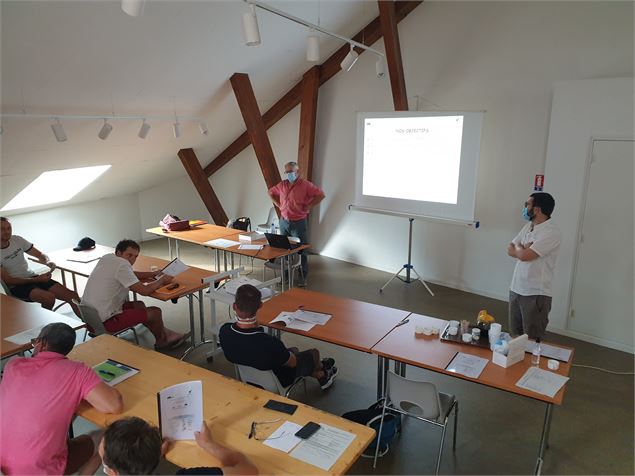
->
<box><xmin>82</xmin><ymin>239</ymin><xmax>186</xmax><ymax>350</ymax></box>
<box><xmin>1</xmin><ymin>216</ymin><xmax>81</xmax><ymax>316</ymax></box>
<box><xmin>507</xmin><ymin>192</ymin><xmax>561</xmax><ymax>340</ymax></box>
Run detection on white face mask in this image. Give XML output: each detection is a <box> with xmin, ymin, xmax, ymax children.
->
<box><xmin>286</xmin><ymin>171</ymin><xmax>297</xmax><ymax>182</ymax></box>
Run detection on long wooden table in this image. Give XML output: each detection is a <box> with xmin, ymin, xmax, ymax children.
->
<box><xmin>257</xmin><ymin>288</ymin><xmax>411</xmax><ymax>396</ymax></box>
<box><xmin>70</xmin><ymin>335</ymin><xmax>375</xmax><ymax>474</ymax></box>
<box><xmin>371</xmin><ymin>313</ymin><xmax>574</xmax><ymax>475</ymax></box>
<box><xmin>1</xmin><ymin>294</ymin><xmax>85</xmax><ymax>358</ymax></box>
<box><xmin>42</xmin><ymin>246</ymin><xmax>218</xmax><ymax>356</ymax></box>
<box><xmin>146</xmin><ymin>223</ymin><xmax>310</xmax><ymax>290</ymax></box>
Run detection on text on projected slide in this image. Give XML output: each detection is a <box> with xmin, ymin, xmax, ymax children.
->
<box><xmin>362</xmin><ymin>116</ymin><xmax>464</xmax><ymax>204</ymax></box>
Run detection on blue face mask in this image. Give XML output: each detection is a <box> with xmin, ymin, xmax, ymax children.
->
<box><xmin>522</xmin><ymin>206</ymin><xmax>533</xmax><ymax>221</ymax></box>
<box><xmin>286</xmin><ymin>172</ymin><xmax>297</xmax><ymax>183</ymax></box>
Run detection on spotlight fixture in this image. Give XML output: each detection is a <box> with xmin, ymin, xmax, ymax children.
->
<box><xmin>173</xmin><ymin>121</ymin><xmax>182</xmax><ymax>139</ymax></box>
<box><xmin>51</xmin><ymin>118</ymin><xmax>67</xmax><ymax>142</ymax></box>
<box><xmin>121</xmin><ymin>0</ymin><xmax>144</xmax><ymax>17</ymax></box>
<box><xmin>138</xmin><ymin>119</ymin><xmax>151</xmax><ymax>139</ymax></box>
<box><xmin>375</xmin><ymin>57</ymin><xmax>386</xmax><ymax>78</ymax></box>
<box><xmin>306</xmin><ymin>30</ymin><xmax>320</xmax><ymax>62</ymax></box>
<box><xmin>98</xmin><ymin>119</ymin><xmax>113</xmax><ymax>140</ymax></box>
<box><xmin>199</xmin><ymin>121</ymin><xmax>209</xmax><ymax>136</ymax></box>
<box><xmin>340</xmin><ymin>44</ymin><xmax>359</xmax><ymax>72</ymax></box>
<box><xmin>242</xmin><ymin>4</ymin><xmax>261</xmax><ymax>46</ymax></box>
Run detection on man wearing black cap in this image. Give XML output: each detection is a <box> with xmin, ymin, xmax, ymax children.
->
<box><xmin>1</xmin><ymin>217</ymin><xmax>81</xmax><ymax>317</ymax></box>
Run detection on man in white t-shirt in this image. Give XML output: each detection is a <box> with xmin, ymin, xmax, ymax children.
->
<box><xmin>507</xmin><ymin>192</ymin><xmax>561</xmax><ymax>340</ymax></box>
<box><xmin>1</xmin><ymin>216</ymin><xmax>81</xmax><ymax>316</ymax></box>
<box><xmin>82</xmin><ymin>239</ymin><xmax>186</xmax><ymax>350</ymax></box>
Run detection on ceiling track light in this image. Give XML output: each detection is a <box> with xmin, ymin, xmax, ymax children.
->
<box><xmin>199</xmin><ymin>121</ymin><xmax>209</xmax><ymax>136</ymax></box>
<box><xmin>51</xmin><ymin>118</ymin><xmax>67</xmax><ymax>142</ymax></box>
<box><xmin>121</xmin><ymin>0</ymin><xmax>145</xmax><ymax>17</ymax></box>
<box><xmin>138</xmin><ymin>119</ymin><xmax>151</xmax><ymax>139</ymax></box>
<box><xmin>173</xmin><ymin>121</ymin><xmax>182</xmax><ymax>139</ymax></box>
<box><xmin>98</xmin><ymin>119</ymin><xmax>113</xmax><ymax>140</ymax></box>
<box><xmin>306</xmin><ymin>30</ymin><xmax>320</xmax><ymax>62</ymax></box>
<box><xmin>340</xmin><ymin>44</ymin><xmax>359</xmax><ymax>72</ymax></box>
<box><xmin>242</xmin><ymin>4</ymin><xmax>261</xmax><ymax>46</ymax></box>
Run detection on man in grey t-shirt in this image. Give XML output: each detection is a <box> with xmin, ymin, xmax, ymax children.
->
<box><xmin>1</xmin><ymin>216</ymin><xmax>80</xmax><ymax>316</ymax></box>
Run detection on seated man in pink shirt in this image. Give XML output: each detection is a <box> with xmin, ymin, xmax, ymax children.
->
<box><xmin>267</xmin><ymin>162</ymin><xmax>325</xmax><ymax>284</ymax></box>
<box><xmin>0</xmin><ymin>323</ymin><xmax>124</xmax><ymax>475</ymax></box>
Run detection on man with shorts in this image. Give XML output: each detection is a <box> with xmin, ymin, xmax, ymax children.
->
<box><xmin>1</xmin><ymin>216</ymin><xmax>81</xmax><ymax>316</ymax></box>
<box><xmin>507</xmin><ymin>192</ymin><xmax>561</xmax><ymax>340</ymax></box>
<box><xmin>99</xmin><ymin>417</ymin><xmax>258</xmax><ymax>475</ymax></box>
<box><xmin>219</xmin><ymin>284</ymin><xmax>337</xmax><ymax>390</ymax></box>
<box><xmin>81</xmin><ymin>239</ymin><xmax>186</xmax><ymax>350</ymax></box>
<box><xmin>0</xmin><ymin>323</ymin><xmax>123</xmax><ymax>474</ymax></box>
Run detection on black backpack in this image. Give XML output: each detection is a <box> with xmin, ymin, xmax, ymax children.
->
<box><xmin>228</xmin><ymin>216</ymin><xmax>251</xmax><ymax>231</ymax></box>
<box><xmin>342</xmin><ymin>399</ymin><xmax>401</xmax><ymax>457</ymax></box>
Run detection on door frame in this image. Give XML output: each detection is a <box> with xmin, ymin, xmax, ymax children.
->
<box><xmin>565</xmin><ymin>137</ymin><xmax>635</xmax><ymax>346</ymax></box>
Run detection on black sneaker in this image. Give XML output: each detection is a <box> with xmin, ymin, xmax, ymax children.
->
<box><xmin>319</xmin><ymin>366</ymin><xmax>338</xmax><ymax>390</ymax></box>
<box><xmin>321</xmin><ymin>358</ymin><xmax>335</xmax><ymax>370</ymax></box>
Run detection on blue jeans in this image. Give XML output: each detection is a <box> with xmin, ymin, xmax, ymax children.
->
<box><xmin>279</xmin><ymin>218</ymin><xmax>309</xmax><ymax>278</ymax></box>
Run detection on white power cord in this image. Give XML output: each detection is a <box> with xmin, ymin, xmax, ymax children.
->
<box><xmin>572</xmin><ymin>364</ymin><xmax>634</xmax><ymax>375</ymax></box>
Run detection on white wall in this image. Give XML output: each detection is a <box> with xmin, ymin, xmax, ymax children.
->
<box><xmin>543</xmin><ymin>78</ymin><xmax>634</xmax><ymax>350</ymax></box>
<box><xmin>4</xmin><ymin>193</ymin><xmax>141</xmax><ymax>251</ymax></box>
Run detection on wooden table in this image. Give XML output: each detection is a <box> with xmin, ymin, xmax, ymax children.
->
<box><xmin>257</xmin><ymin>289</ymin><xmax>411</xmax><ymax>397</ymax></box>
<box><xmin>70</xmin><ymin>335</ymin><xmax>375</xmax><ymax>474</ymax></box>
<box><xmin>1</xmin><ymin>294</ymin><xmax>85</xmax><ymax>358</ymax></box>
<box><xmin>147</xmin><ymin>223</ymin><xmax>310</xmax><ymax>290</ymax></box>
<box><xmin>41</xmin><ymin>246</ymin><xmax>218</xmax><ymax>357</ymax></box>
<box><xmin>371</xmin><ymin>313</ymin><xmax>574</xmax><ymax>475</ymax></box>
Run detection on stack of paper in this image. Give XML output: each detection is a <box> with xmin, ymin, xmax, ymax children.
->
<box><xmin>270</xmin><ymin>309</ymin><xmax>332</xmax><ymax>331</ymax></box>
<box><xmin>525</xmin><ymin>341</ymin><xmax>572</xmax><ymax>362</ymax></box>
<box><xmin>516</xmin><ymin>367</ymin><xmax>570</xmax><ymax>398</ymax></box>
<box><xmin>238</xmin><ymin>244</ymin><xmax>264</xmax><ymax>251</ymax></box>
<box><xmin>5</xmin><ymin>325</ymin><xmax>46</xmax><ymax>345</ymax></box>
<box><xmin>161</xmin><ymin>258</ymin><xmax>189</xmax><ymax>277</ymax></box>
<box><xmin>445</xmin><ymin>352</ymin><xmax>489</xmax><ymax>379</ymax></box>
<box><xmin>93</xmin><ymin>359</ymin><xmax>139</xmax><ymax>386</ymax></box>
<box><xmin>204</xmin><ymin>238</ymin><xmax>240</xmax><ymax>249</ymax></box>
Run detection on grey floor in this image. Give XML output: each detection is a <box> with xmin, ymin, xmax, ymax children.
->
<box><xmin>68</xmin><ymin>239</ymin><xmax>634</xmax><ymax>475</ymax></box>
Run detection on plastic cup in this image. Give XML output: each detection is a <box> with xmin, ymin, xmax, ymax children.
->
<box><xmin>462</xmin><ymin>333</ymin><xmax>473</xmax><ymax>343</ymax></box>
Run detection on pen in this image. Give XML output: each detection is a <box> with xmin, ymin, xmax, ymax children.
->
<box><xmin>395</xmin><ymin>318</ymin><xmax>410</xmax><ymax>328</ymax></box>
<box><xmin>99</xmin><ymin>370</ymin><xmax>116</xmax><ymax>378</ymax></box>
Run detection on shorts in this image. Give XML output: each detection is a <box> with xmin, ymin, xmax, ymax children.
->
<box><xmin>103</xmin><ymin>302</ymin><xmax>149</xmax><ymax>333</ymax></box>
<box><xmin>508</xmin><ymin>291</ymin><xmax>552</xmax><ymax>340</ymax></box>
<box><xmin>275</xmin><ymin>349</ymin><xmax>317</xmax><ymax>388</ymax></box>
<box><xmin>10</xmin><ymin>279</ymin><xmax>59</xmax><ymax>300</ymax></box>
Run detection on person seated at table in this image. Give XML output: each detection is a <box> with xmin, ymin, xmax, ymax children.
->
<box><xmin>0</xmin><ymin>216</ymin><xmax>81</xmax><ymax>317</ymax></box>
<box><xmin>81</xmin><ymin>239</ymin><xmax>187</xmax><ymax>350</ymax></box>
<box><xmin>219</xmin><ymin>284</ymin><xmax>338</xmax><ymax>390</ymax></box>
<box><xmin>0</xmin><ymin>322</ymin><xmax>124</xmax><ymax>475</ymax></box>
<box><xmin>99</xmin><ymin>417</ymin><xmax>258</xmax><ymax>475</ymax></box>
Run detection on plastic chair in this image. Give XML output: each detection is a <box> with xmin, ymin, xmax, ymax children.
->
<box><xmin>74</xmin><ymin>300</ymin><xmax>139</xmax><ymax>344</ymax></box>
<box><xmin>235</xmin><ymin>364</ymin><xmax>307</xmax><ymax>400</ymax></box>
<box><xmin>257</xmin><ymin>207</ymin><xmax>278</xmax><ymax>233</ymax></box>
<box><xmin>263</xmin><ymin>253</ymin><xmax>304</xmax><ymax>286</ymax></box>
<box><xmin>373</xmin><ymin>371</ymin><xmax>458</xmax><ymax>474</ymax></box>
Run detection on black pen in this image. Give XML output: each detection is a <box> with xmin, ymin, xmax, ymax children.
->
<box><xmin>395</xmin><ymin>318</ymin><xmax>410</xmax><ymax>328</ymax></box>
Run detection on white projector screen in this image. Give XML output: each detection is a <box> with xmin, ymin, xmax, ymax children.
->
<box><xmin>355</xmin><ymin>111</ymin><xmax>483</xmax><ymax>223</ymax></box>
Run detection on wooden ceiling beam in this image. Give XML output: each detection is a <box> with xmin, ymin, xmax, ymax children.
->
<box><xmin>203</xmin><ymin>1</ymin><xmax>422</xmax><ymax>177</ymax></box>
<box><xmin>229</xmin><ymin>72</ymin><xmax>282</xmax><ymax>198</ymax></box>
<box><xmin>297</xmin><ymin>65</ymin><xmax>320</xmax><ymax>182</ymax></box>
<box><xmin>177</xmin><ymin>148</ymin><xmax>229</xmax><ymax>225</ymax></box>
<box><xmin>378</xmin><ymin>0</ymin><xmax>409</xmax><ymax>111</ymax></box>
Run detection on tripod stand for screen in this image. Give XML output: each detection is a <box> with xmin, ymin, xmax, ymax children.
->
<box><xmin>379</xmin><ymin>218</ymin><xmax>435</xmax><ymax>295</ymax></box>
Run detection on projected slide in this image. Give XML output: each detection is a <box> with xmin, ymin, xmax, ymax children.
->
<box><xmin>362</xmin><ymin>116</ymin><xmax>464</xmax><ymax>204</ymax></box>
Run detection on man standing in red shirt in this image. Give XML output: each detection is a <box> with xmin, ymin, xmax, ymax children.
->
<box><xmin>268</xmin><ymin>162</ymin><xmax>325</xmax><ymax>283</ymax></box>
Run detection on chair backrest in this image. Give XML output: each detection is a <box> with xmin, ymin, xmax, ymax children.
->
<box><xmin>386</xmin><ymin>371</ymin><xmax>442</xmax><ymax>420</ymax></box>
<box><xmin>76</xmin><ymin>301</ymin><xmax>108</xmax><ymax>335</ymax></box>
<box><xmin>235</xmin><ymin>364</ymin><xmax>285</xmax><ymax>395</ymax></box>
<box><xmin>263</xmin><ymin>207</ymin><xmax>278</xmax><ymax>228</ymax></box>
<box><xmin>0</xmin><ymin>280</ymin><xmax>11</xmax><ymax>296</ymax></box>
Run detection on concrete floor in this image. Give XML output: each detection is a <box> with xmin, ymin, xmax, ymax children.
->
<box><xmin>71</xmin><ymin>239</ymin><xmax>633</xmax><ymax>475</ymax></box>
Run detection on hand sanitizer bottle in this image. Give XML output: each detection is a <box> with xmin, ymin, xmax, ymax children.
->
<box><xmin>531</xmin><ymin>338</ymin><xmax>542</xmax><ymax>366</ymax></box>
<box><xmin>270</xmin><ymin>223</ymin><xmax>276</xmax><ymax>234</ymax></box>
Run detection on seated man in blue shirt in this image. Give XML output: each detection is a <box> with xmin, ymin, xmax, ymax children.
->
<box><xmin>219</xmin><ymin>284</ymin><xmax>337</xmax><ymax>390</ymax></box>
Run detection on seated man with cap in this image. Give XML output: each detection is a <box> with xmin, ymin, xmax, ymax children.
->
<box><xmin>0</xmin><ymin>216</ymin><xmax>81</xmax><ymax>317</ymax></box>
<box><xmin>219</xmin><ymin>284</ymin><xmax>338</xmax><ymax>391</ymax></box>
<box><xmin>82</xmin><ymin>239</ymin><xmax>187</xmax><ymax>350</ymax></box>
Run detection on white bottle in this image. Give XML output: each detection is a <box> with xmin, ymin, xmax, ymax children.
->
<box><xmin>531</xmin><ymin>339</ymin><xmax>542</xmax><ymax>366</ymax></box>
<box><xmin>269</xmin><ymin>223</ymin><xmax>276</xmax><ymax>234</ymax></box>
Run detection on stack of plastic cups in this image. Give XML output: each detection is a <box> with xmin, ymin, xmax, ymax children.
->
<box><xmin>489</xmin><ymin>323</ymin><xmax>502</xmax><ymax>350</ymax></box>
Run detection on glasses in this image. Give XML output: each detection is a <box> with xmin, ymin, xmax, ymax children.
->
<box><xmin>248</xmin><ymin>418</ymin><xmax>281</xmax><ymax>440</ymax></box>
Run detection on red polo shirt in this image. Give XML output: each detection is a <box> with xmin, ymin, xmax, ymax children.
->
<box><xmin>268</xmin><ymin>178</ymin><xmax>323</xmax><ymax>221</ymax></box>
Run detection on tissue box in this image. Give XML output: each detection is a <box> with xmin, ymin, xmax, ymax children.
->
<box><xmin>492</xmin><ymin>334</ymin><xmax>528</xmax><ymax>368</ymax></box>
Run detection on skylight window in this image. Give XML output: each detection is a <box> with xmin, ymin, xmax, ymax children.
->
<box><xmin>1</xmin><ymin>165</ymin><xmax>111</xmax><ymax>211</ymax></box>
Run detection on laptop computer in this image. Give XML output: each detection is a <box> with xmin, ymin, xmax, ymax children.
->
<box><xmin>264</xmin><ymin>233</ymin><xmax>302</xmax><ymax>250</ymax></box>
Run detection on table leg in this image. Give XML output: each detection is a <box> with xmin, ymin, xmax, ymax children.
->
<box><xmin>223</xmin><ymin>251</ymin><xmax>228</xmax><ymax>272</ymax></box>
<box><xmin>288</xmin><ymin>254</ymin><xmax>294</xmax><ymax>288</ymax></box>
<box><xmin>280</xmin><ymin>256</ymin><xmax>286</xmax><ymax>291</ymax></box>
<box><xmin>534</xmin><ymin>403</ymin><xmax>553</xmax><ymax>475</ymax></box>
<box><xmin>198</xmin><ymin>290</ymin><xmax>205</xmax><ymax>343</ymax></box>
<box><xmin>175</xmin><ymin>240</ymin><xmax>180</xmax><ymax>258</ymax></box>
<box><xmin>231</xmin><ymin>253</ymin><xmax>235</xmax><ymax>270</ymax></box>
<box><xmin>61</xmin><ymin>270</ymin><xmax>67</xmax><ymax>289</ymax></box>
<box><xmin>72</xmin><ymin>273</ymin><xmax>78</xmax><ymax>294</ymax></box>
<box><xmin>215</xmin><ymin>249</ymin><xmax>220</xmax><ymax>272</ymax></box>
<box><xmin>188</xmin><ymin>294</ymin><xmax>195</xmax><ymax>348</ymax></box>
<box><xmin>168</xmin><ymin>238</ymin><xmax>173</xmax><ymax>260</ymax></box>
<box><xmin>376</xmin><ymin>356</ymin><xmax>384</xmax><ymax>400</ymax></box>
